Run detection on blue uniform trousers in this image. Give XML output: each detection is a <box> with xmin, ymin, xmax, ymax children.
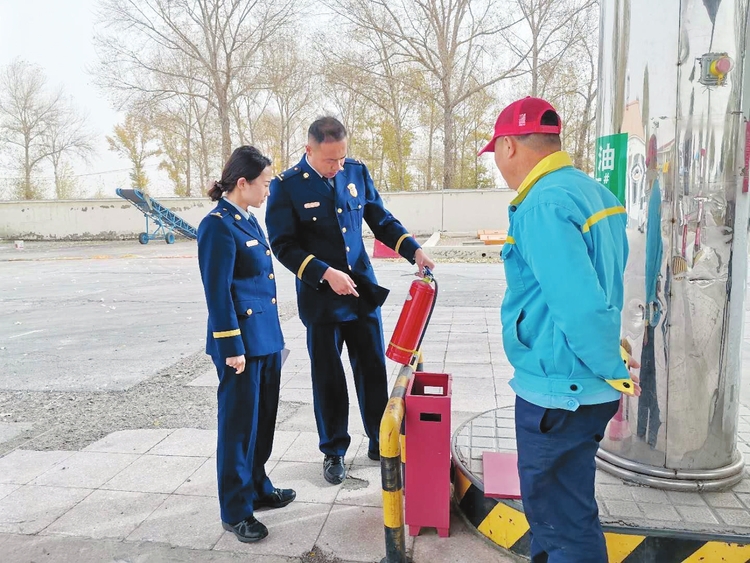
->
<box><xmin>515</xmin><ymin>396</ymin><xmax>619</xmax><ymax>563</ymax></box>
<box><xmin>215</xmin><ymin>351</ymin><xmax>281</xmax><ymax>525</ymax></box>
<box><xmin>306</xmin><ymin>310</ymin><xmax>388</xmax><ymax>456</ymax></box>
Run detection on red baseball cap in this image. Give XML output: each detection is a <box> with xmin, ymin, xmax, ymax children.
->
<box><xmin>478</xmin><ymin>97</ymin><xmax>562</xmax><ymax>155</ymax></box>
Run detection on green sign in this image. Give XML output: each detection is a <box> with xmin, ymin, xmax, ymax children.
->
<box><xmin>595</xmin><ymin>133</ymin><xmax>628</xmax><ymax>205</ymax></box>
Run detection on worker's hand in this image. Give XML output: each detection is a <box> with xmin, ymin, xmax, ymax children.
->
<box><xmin>323</xmin><ymin>268</ymin><xmax>359</xmax><ymax>297</ymax></box>
<box><xmin>414</xmin><ymin>249</ymin><xmax>435</xmax><ymax>277</ymax></box>
<box><xmin>226</xmin><ymin>355</ymin><xmax>246</xmax><ymax>374</ymax></box>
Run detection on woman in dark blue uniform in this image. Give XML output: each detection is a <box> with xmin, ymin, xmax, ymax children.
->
<box><xmin>197</xmin><ymin>146</ymin><xmax>295</xmax><ymax>543</ymax></box>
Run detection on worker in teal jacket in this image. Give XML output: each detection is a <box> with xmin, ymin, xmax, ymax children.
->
<box><xmin>480</xmin><ymin>97</ymin><xmax>640</xmax><ymax>563</ymax></box>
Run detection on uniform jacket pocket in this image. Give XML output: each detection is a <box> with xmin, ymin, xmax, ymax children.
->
<box><xmin>234</xmin><ymin>299</ymin><xmax>265</xmax><ymax>318</ymax></box>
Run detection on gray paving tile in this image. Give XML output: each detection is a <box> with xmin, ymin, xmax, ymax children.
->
<box><xmin>0</xmin><ymin>450</ymin><xmax>74</xmax><ymax>485</ymax></box>
<box><xmin>173</xmin><ymin>458</ymin><xmax>217</xmax><ymax>498</ymax></box>
<box><xmin>42</xmin><ymin>489</ymin><xmax>167</xmax><ymax>539</ymax></box>
<box><xmin>0</xmin><ymin>422</ymin><xmax>33</xmax><ymax>445</ymax></box>
<box><xmin>147</xmin><ymin>428</ymin><xmax>216</xmax><ymax>457</ymax></box>
<box><xmin>605</xmin><ymin>501</ymin><xmax>642</xmax><ymax>518</ymax></box>
<box><xmin>280</xmin><ymin>375</ymin><xmax>312</xmax><ymax>389</ymax></box>
<box><xmin>127</xmin><ymin>494</ymin><xmax>222</xmax><ymax>550</ymax></box>
<box><xmin>675</xmin><ymin>505</ymin><xmax>719</xmax><ymax>524</ymax></box>
<box><xmin>667</xmin><ymin>491</ymin><xmax>708</xmax><ymax>506</ymax></box>
<box><xmin>102</xmin><ymin>454</ymin><xmax>205</xmax><ymax>494</ymax></box>
<box><xmin>443</xmin><ymin>362</ymin><xmax>494</xmax><ymax>378</ymax></box>
<box><xmin>316</xmin><ymin>504</ymin><xmax>385</xmax><ymax>562</ymax></box>
<box><xmin>0</xmin><ymin>533</ymin><xmax>294</xmax><ymax>563</ymax></box>
<box><xmin>0</xmin><ymin>485</ymin><xmax>92</xmax><ymax>534</ymax></box>
<box><xmin>629</xmin><ymin>487</ymin><xmax>670</xmax><ymax>504</ymax></box>
<box><xmin>737</xmin><ymin>493</ymin><xmax>750</xmax><ymax>509</ymax></box>
<box><xmin>0</xmin><ymin>484</ymin><xmax>20</xmax><ymax>501</ymax></box>
<box><xmin>731</xmin><ymin>478</ymin><xmax>750</xmax><ymax>493</ymax></box>
<box><xmin>282</xmin><ymin>431</ymin><xmax>326</xmax><ymax>463</ymax></box>
<box><xmin>596</xmin><ymin>484</ymin><xmax>628</xmax><ymax>501</ymax></box>
<box><xmin>83</xmin><ymin>429</ymin><xmax>173</xmax><ymax>454</ymax></box>
<box><xmin>186</xmin><ymin>371</ymin><xmax>217</xmax><ymax>387</ymax></box>
<box><xmin>471</xmin><ymin>425</ymin><xmax>497</xmax><ymax>438</ymax></box>
<box><xmin>267</xmin><ymin>461</ymin><xmax>340</xmax><ymax>505</ymax></box>
<box><xmin>412</xmin><ymin>512</ymin><xmax>516</xmax><ymax>563</ymax></box>
<box><xmin>636</xmin><ymin>503</ymin><xmax>681</xmax><ymax>521</ymax></box>
<box><xmin>213</xmin><ymin>501</ymin><xmax>330</xmax><ymax>557</ymax></box>
<box><xmin>702</xmin><ymin>492</ymin><xmax>744</xmax><ymax>509</ymax></box>
<box><xmin>269</xmin><ymin>430</ymin><xmax>300</xmax><ymax>462</ymax></box>
<box><xmin>716</xmin><ymin>508</ymin><xmax>750</xmax><ymax>528</ymax></box>
<box><xmin>32</xmin><ymin>452</ymin><xmax>140</xmax><ymax>489</ymax></box>
<box><xmin>335</xmin><ymin>464</ymin><xmax>382</xmax><ymax>508</ymax></box>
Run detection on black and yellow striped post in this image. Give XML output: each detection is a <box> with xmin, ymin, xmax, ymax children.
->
<box><xmin>380</xmin><ymin>364</ymin><xmax>414</xmax><ymax>563</ymax></box>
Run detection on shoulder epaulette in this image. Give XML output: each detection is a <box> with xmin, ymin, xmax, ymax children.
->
<box><xmin>345</xmin><ymin>157</ymin><xmax>364</xmax><ymax>166</ymax></box>
<box><xmin>275</xmin><ymin>165</ymin><xmax>304</xmax><ymax>182</ymax></box>
<box><xmin>209</xmin><ymin>207</ymin><xmax>232</xmax><ymax>220</ymax></box>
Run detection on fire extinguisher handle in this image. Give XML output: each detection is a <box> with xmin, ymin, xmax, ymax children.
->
<box><xmin>422</xmin><ymin>266</ymin><xmax>433</xmax><ymax>281</ymax></box>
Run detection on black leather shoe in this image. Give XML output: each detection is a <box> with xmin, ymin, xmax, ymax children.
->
<box><xmin>324</xmin><ymin>455</ymin><xmax>346</xmax><ymax>484</ymax></box>
<box><xmin>254</xmin><ymin>488</ymin><xmax>296</xmax><ymax>510</ymax></box>
<box><xmin>222</xmin><ymin>516</ymin><xmax>268</xmax><ymax>543</ymax></box>
<box><xmin>367</xmin><ymin>449</ymin><xmax>380</xmax><ymax>461</ymax></box>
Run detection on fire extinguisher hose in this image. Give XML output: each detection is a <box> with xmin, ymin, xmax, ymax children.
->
<box><xmin>414</xmin><ymin>266</ymin><xmax>438</xmax><ymax>362</ymax></box>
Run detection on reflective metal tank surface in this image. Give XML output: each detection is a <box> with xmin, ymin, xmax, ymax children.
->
<box><xmin>595</xmin><ymin>0</ymin><xmax>750</xmax><ymax>490</ymax></box>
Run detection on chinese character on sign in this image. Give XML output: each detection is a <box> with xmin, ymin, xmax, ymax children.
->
<box><xmin>599</xmin><ymin>143</ymin><xmax>616</xmax><ymax>173</ymax></box>
<box><xmin>594</xmin><ymin>133</ymin><xmax>628</xmax><ymax>205</ymax></box>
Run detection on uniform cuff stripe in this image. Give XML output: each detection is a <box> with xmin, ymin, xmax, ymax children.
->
<box><xmin>394</xmin><ymin>234</ymin><xmax>411</xmax><ymax>254</ymax></box>
<box><xmin>297</xmin><ymin>254</ymin><xmax>315</xmax><ymax>279</ymax></box>
<box><xmin>213</xmin><ymin>329</ymin><xmax>241</xmax><ymax>338</ymax></box>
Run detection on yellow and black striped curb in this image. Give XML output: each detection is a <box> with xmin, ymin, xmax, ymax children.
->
<box><xmin>453</xmin><ymin>467</ymin><xmax>750</xmax><ymax>563</ymax></box>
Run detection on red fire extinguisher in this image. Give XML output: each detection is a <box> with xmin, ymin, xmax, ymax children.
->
<box><xmin>386</xmin><ymin>268</ymin><xmax>437</xmax><ymax>365</ymax></box>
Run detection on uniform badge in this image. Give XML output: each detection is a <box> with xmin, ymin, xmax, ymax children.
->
<box><xmin>246</xmin><ymin>240</ymin><xmax>259</xmax><ymax>247</ymax></box>
<box><xmin>347</xmin><ymin>183</ymin><xmax>358</xmax><ymax>197</ymax></box>
<box><xmin>304</xmin><ymin>201</ymin><xmax>320</xmax><ymax>209</ymax></box>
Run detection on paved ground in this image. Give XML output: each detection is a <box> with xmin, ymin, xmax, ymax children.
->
<box><xmin>0</xmin><ymin>240</ymin><xmax>514</xmax><ymax>563</ymax></box>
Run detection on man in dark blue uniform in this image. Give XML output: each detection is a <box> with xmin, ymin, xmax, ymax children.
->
<box><xmin>266</xmin><ymin>117</ymin><xmax>434</xmax><ymax>484</ymax></box>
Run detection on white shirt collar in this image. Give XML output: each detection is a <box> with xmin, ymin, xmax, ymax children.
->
<box><xmin>222</xmin><ymin>197</ymin><xmax>250</xmax><ymax>220</ymax></box>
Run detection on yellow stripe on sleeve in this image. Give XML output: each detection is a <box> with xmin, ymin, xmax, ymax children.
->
<box><xmin>297</xmin><ymin>254</ymin><xmax>315</xmax><ymax>279</ymax></box>
<box><xmin>582</xmin><ymin>206</ymin><xmax>626</xmax><ymax>233</ymax></box>
<box><xmin>213</xmin><ymin>329</ymin><xmax>241</xmax><ymax>338</ymax></box>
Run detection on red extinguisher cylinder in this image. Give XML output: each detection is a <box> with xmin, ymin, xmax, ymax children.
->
<box><xmin>386</xmin><ymin>279</ymin><xmax>436</xmax><ymax>365</ymax></box>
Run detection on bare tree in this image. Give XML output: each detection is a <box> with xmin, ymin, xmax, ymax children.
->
<box><xmin>46</xmin><ymin>101</ymin><xmax>96</xmax><ymax>199</ymax></box>
<box><xmin>505</xmin><ymin>0</ymin><xmax>597</xmax><ymax>98</ymax></box>
<box><xmin>264</xmin><ymin>45</ymin><xmax>316</xmax><ymax>170</ymax></box>
<box><xmin>0</xmin><ymin>59</ymin><xmax>62</xmax><ymax>199</ymax></box>
<box><xmin>325</xmin><ymin>0</ymin><xmax>522</xmax><ymax>190</ymax></box>
<box><xmin>107</xmin><ymin>112</ymin><xmax>160</xmax><ymax>191</ymax></box>
<box><xmin>319</xmin><ymin>28</ymin><xmax>418</xmax><ymax>190</ymax></box>
<box><xmin>94</xmin><ymin>0</ymin><xmax>297</xmax><ymax>161</ymax></box>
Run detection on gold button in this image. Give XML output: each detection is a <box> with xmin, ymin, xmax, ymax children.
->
<box><xmin>337</xmin><ymin>208</ymin><xmax>342</xmax><ymax>213</ymax></box>
<box><xmin>268</xmin><ymin>273</ymin><xmax>274</xmax><ymax>279</ymax></box>
<box><xmin>358</xmin><ymin>204</ymin><xmax>362</xmax><ymax>209</ymax></box>
<box><xmin>266</xmin><ymin>250</ymin><xmax>271</xmax><ymax>255</ymax></box>
<box><xmin>246</xmin><ymin>309</ymin><xmax>253</xmax><ymax>315</ymax></box>
<box><xmin>271</xmin><ymin>298</ymin><xmax>276</xmax><ymax>304</ymax></box>
<box><xmin>346</xmin><ymin>246</ymin><xmax>350</xmax><ymax>252</ymax></box>
<box><xmin>348</xmin><ymin>265</ymin><xmax>352</xmax><ymax>271</ymax></box>
<box><xmin>342</xmin><ymin>227</ymin><xmax>347</xmax><ymax>233</ymax></box>
<box><xmin>234</xmin><ymin>214</ymin><xmax>241</xmax><ymax>220</ymax></box>
<box><xmin>303</xmin><ymin>172</ymin><xmax>309</xmax><ymax>179</ymax></box>
<box><xmin>313</xmin><ymin>217</ymin><xmax>317</xmax><ymax>221</ymax></box>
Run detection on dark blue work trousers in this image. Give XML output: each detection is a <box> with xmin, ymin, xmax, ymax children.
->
<box><xmin>306</xmin><ymin>310</ymin><xmax>389</xmax><ymax>456</ymax></box>
<box><xmin>515</xmin><ymin>395</ymin><xmax>619</xmax><ymax>563</ymax></box>
<box><xmin>214</xmin><ymin>351</ymin><xmax>281</xmax><ymax>525</ymax></box>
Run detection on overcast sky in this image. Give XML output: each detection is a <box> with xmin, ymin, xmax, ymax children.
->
<box><xmin>0</xmin><ymin>0</ymin><xmax>141</xmax><ymax>195</ymax></box>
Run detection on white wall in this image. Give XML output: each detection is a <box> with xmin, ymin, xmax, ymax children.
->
<box><xmin>0</xmin><ymin>190</ymin><xmax>515</xmax><ymax>240</ymax></box>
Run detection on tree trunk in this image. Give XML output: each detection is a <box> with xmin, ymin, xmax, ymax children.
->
<box><xmin>442</xmin><ymin>106</ymin><xmax>455</xmax><ymax>191</ymax></box>
<box><xmin>24</xmin><ymin>141</ymin><xmax>32</xmax><ymax>200</ymax></box>
<box><xmin>185</xmin><ymin>122</ymin><xmax>192</xmax><ymax>197</ymax></box>
<box><xmin>426</xmin><ymin>106</ymin><xmax>434</xmax><ymax>191</ymax></box>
